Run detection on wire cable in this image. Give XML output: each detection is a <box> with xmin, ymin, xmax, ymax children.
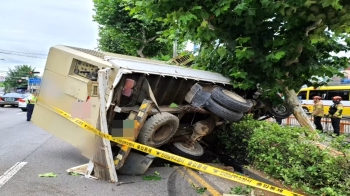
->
<box><xmin>0</xmin><ymin>49</ymin><xmax>47</xmax><ymax>56</ymax></box>
<box><xmin>0</xmin><ymin>51</ymin><xmax>47</xmax><ymax>59</ymax></box>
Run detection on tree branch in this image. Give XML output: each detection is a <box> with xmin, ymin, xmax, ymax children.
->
<box><xmin>305</xmin><ymin>19</ymin><xmax>322</xmax><ymax>36</ymax></box>
<box><xmin>137</xmin><ymin>45</ymin><xmax>145</xmax><ymax>58</ymax></box>
<box><xmin>285</xmin><ymin>19</ymin><xmax>322</xmax><ymax>66</ymax></box>
<box><xmin>136</xmin><ymin>27</ymin><xmax>147</xmax><ymax>58</ymax></box>
<box><xmin>141</xmin><ymin>27</ymin><xmax>147</xmax><ymax>44</ymax></box>
<box><xmin>146</xmin><ymin>35</ymin><xmax>159</xmax><ymax>43</ymax></box>
<box><xmin>130</xmin><ymin>37</ymin><xmax>142</xmax><ymax>42</ymax></box>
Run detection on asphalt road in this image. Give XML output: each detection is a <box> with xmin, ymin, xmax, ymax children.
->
<box><xmin>0</xmin><ymin>105</ymin><xmax>252</xmax><ymax>196</ymax></box>
<box><xmin>0</xmin><ymin>106</ymin><xmax>183</xmax><ymax>196</ymax></box>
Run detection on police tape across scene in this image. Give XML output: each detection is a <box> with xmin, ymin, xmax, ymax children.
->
<box><xmin>54</xmin><ymin>107</ymin><xmax>304</xmax><ymax>196</ymax></box>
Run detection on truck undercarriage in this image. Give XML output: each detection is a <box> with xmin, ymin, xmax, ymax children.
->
<box><xmin>32</xmin><ymin>45</ymin><xmax>293</xmax><ymax>178</ymax></box>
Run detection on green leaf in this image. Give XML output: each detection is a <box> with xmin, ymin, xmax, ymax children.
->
<box><xmin>304</xmin><ymin>0</ymin><xmax>317</xmax><ymax>8</ymax></box>
<box><xmin>135</xmin><ymin>1</ymin><xmax>143</xmax><ymax>6</ymax></box>
<box><xmin>217</xmin><ymin>47</ymin><xmax>227</xmax><ymax>58</ymax></box>
<box><xmin>169</xmin><ymin>103</ymin><xmax>179</xmax><ymax>108</ymax></box>
<box><xmin>307</xmin><ymin>14</ymin><xmax>316</xmax><ymax>21</ymax></box>
<box><xmin>38</xmin><ymin>172</ymin><xmax>57</xmax><ymax>177</ymax></box>
<box><xmin>233</xmin><ymin>2</ymin><xmax>247</xmax><ymax>16</ymax></box>
<box><xmin>315</xmin><ymin>14</ymin><xmax>326</xmax><ymax>20</ymax></box>
<box><xmin>310</xmin><ymin>34</ymin><xmax>326</xmax><ymax>44</ymax></box>
<box><xmin>200</xmin><ymin>20</ymin><xmax>208</xmax><ymax>28</ymax></box>
<box><xmin>142</xmin><ymin>175</ymin><xmax>162</xmax><ymax>181</ymax></box>
<box><xmin>191</xmin><ymin>6</ymin><xmax>202</xmax><ymax>10</ymax></box>
<box><xmin>274</xmin><ymin>51</ymin><xmax>286</xmax><ymax>60</ymax></box>
<box><xmin>280</xmin><ymin>8</ymin><xmax>285</xmax><ymax>16</ymax></box>
<box><xmin>247</xmin><ymin>9</ymin><xmax>256</xmax><ymax>16</ymax></box>
<box><xmin>68</xmin><ymin>172</ymin><xmax>81</xmax><ymax>176</ymax></box>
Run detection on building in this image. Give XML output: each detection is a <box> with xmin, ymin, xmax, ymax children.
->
<box><xmin>0</xmin><ymin>73</ymin><xmax>6</xmax><ymax>82</ymax></box>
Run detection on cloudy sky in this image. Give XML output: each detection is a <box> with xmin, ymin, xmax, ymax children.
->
<box><xmin>0</xmin><ymin>0</ymin><xmax>99</xmax><ymax>76</ymax></box>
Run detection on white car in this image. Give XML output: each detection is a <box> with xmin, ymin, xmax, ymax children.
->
<box><xmin>18</xmin><ymin>93</ymin><xmax>30</xmax><ymax>111</ymax></box>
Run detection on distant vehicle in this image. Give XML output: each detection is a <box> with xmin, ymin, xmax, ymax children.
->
<box><xmin>0</xmin><ymin>93</ymin><xmax>27</xmax><ymax>108</ymax></box>
<box><xmin>297</xmin><ymin>86</ymin><xmax>350</xmax><ymax>116</ymax></box>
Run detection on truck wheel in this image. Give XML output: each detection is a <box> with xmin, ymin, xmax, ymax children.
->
<box><xmin>204</xmin><ymin>97</ymin><xmax>244</xmax><ymax>122</ymax></box>
<box><xmin>168</xmin><ymin>141</ymin><xmax>204</xmax><ymax>160</ymax></box>
<box><xmin>138</xmin><ymin>112</ymin><xmax>179</xmax><ymax>148</ymax></box>
<box><xmin>211</xmin><ymin>87</ymin><xmax>252</xmax><ymax>112</ymax></box>
<box><xmin>302</xmin><ymin>106</ymin><xmax>309</xmax><ymax>113</ymax></box>
<box><xmin>268</xmin><ymin>103</ymin><xmax>292</xmax><ymax>119</ymax></box>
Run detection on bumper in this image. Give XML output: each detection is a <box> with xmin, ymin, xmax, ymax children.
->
<box><xmin>18</xmin><ymin>102</ymin><xmax>27</xmax><ymax>109</ymax></box>
<box><xmin>0</xmin><ymin>101</ymin><xmax>19</xmax><ymax>106</ymax></box>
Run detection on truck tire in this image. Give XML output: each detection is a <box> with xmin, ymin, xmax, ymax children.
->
<box><xmin>204</xmin><ymin>97</ymin><xmax>244</xmax><ymax>122</ymax></box>
<box><xmin>168</xmin><ymin>141</ymin><xmax>204</xmax><ymax>160</ymax></box>
<box><xmin>268</xmin><ymin>103</ymin><xmax>292</xmax><ymax>119</ymax></box>
<box><xmin>211</xmin><ymin>87</ymin><xmax>253</xmax><ymax>112</ymax></box>
<box><xmin>138</xmin><ymin>112</ymin><xmax>179</xmax><ymax>148</ymax></box>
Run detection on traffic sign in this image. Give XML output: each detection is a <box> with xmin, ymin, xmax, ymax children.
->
<box><xmin>29</xmin><ymin>78</ymin><xmax>42</xmax><ymax>84</ymax></box>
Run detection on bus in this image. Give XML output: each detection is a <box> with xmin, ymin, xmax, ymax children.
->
<box><xmin>297</xmin><ymin>86</ymin><xmax>350</xmax><ymax>116</ymax></box>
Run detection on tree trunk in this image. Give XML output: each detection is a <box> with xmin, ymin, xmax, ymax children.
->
<box><xmin>137</xmin><ymin>45</ymin><xmax>146</xmax><ymax>58</ymax></box>
<box><xmin>282</xmin><ymin>87</ymin><xmax>320</xmax><ymax>140</ymax></box>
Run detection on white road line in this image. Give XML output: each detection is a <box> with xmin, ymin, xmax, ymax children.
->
<box><xmin>17</xmin><ymin>112</ymin><xmax>25</xmax><ymax>114</ymax></box>
<box><xmin>0</xmin><ymin>162</ymin><xmax>27</xmax><ymax>188</ymax></box>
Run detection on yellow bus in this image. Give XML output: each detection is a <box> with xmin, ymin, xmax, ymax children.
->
<box><xmin>297</xmin><ymin>86</ymin><xmax>350</xmax><ymax>116</ymax></box>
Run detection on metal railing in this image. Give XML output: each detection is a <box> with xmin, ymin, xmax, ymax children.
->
<box><xmin>269</xmin><ymin>115</ymin><xmax>350</xmax><ymax>134</ymax></box>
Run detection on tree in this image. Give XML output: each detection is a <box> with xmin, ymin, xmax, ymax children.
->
<box><xmin>124</xmin><ymin>0</ymin><xmax>350</xmax><ymax>135</ymax></box>
<box><xmin>92</xmin><ymin>0</ymin><xmax>175</xmax><ymax>58</ymax></box>
<box><xmin>4</xmin><ymin>65</ymin><xmax>39</xmax><ymax>92</ymax></box>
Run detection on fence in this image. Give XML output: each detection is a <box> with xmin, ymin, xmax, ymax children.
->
<box><xmin>268</xmin><ymin>115</ymin><xmax>350</xmax><ymax>134</ymax></box>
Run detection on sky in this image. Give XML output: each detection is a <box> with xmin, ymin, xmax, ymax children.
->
<box><xmin>0</xmin><ymin>0</ymin><xmax>99</xmax><ymax>77</ymax></box>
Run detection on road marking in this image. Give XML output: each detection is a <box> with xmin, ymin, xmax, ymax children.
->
<box><xmin>185</xmin><ymin>167</ymin><xmax>222</xmax><ymax>196</ymax></box>
<box><xmin>175</xmin><ymin>167</ymin><xmax>207</xmax><ymax>195</ymax></box>
<box><xmin>17</xmin><ymin>112</ymin><xmax>25</xmax><ymax>114</ymax></box>
<box><xmin>0</xmin><ymin>162</ymin><xmax>27</xmax><ymax>188</ymax></box>
<box><xmin>174</xmin><ymin>166</ymin><xmax>222</xmax><ymax>196</ymax></box>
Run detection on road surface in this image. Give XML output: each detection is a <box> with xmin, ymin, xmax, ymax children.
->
<box><xmin>0</xmin><ymin>106</ymin><xmax>233</xmax><ymax>196</ymax></box>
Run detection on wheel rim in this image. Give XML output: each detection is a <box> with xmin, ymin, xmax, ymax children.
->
<box><xmin>178</xmin><ymin>141</ymin><xmax>195</xmax><ymax>150</ymax></box>
<box><xmin>222</xmin><ymin>90</ymin><xmax>246</xmax><ymax>103</ymax></box>
<box><xmin>271</xmin><ymin>104</ymin><xmax>289</xmax><ymax>115</ymax></box>
<box><xmin>152</xmin><ymin>124</ymin><xmax>174</xmax><ymax>142</ymax></box>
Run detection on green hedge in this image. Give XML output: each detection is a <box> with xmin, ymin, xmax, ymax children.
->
<box><xmin>216</xmin><ymin>116</ymin><xmax>350</xmax><ymax>196</ymax></box>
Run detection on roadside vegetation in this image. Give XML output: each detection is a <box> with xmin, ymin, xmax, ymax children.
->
<box><xmin>91</xmin><ymin>1</ymin><xmax>350</xmax><ymax>194</ymax></box>
<box><xmin>3</xmin><ymin>65</ymin><xmax>39</xmax><ymax>93</ymax></box>
<box><xmin>216</xmin><ymin>116</ymin><xmax>350</xmax><ymax>196</ymax></box>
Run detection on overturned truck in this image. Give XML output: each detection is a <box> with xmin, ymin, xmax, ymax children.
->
<box><xmin>32</xmin><ymin>45</ymin><xmax>292</xmax><ymax>181</ymax></box>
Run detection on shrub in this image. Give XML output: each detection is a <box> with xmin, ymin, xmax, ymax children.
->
<box><xmin>216</xmin><ymin>115</ymin><xmax>267</xmax><ymax>164</ymax></box>
<box><xmin>215</xmin><ymin>116</ymin><xmax>350</xmax><ymax>196</ymax></box>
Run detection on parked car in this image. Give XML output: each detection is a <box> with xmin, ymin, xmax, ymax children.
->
<box><xmin>0</xmin><ymin>93</ymin><xmax>27</xmax><ymax>108</ymax></box>
<box><xmin>18</xmin><ymin>94</ymin><xmax>30</xmax><ymax>111</ymax></box>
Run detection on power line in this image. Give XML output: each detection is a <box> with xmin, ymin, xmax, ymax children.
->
<box><xmin>0</xmin><ymin>51</ymin><xmax>47</xmax><ymax>59</ymax></box>
<box><xmin>0</xmin><ymin>49</ymin><xmax>47</xmax><ymax>56</ymax></box>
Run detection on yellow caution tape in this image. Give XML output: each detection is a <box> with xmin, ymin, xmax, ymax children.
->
<box><xmin>53</xmin><ymin>107</ymin><xmax>304</xmax><ymax>196</ymax></box>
